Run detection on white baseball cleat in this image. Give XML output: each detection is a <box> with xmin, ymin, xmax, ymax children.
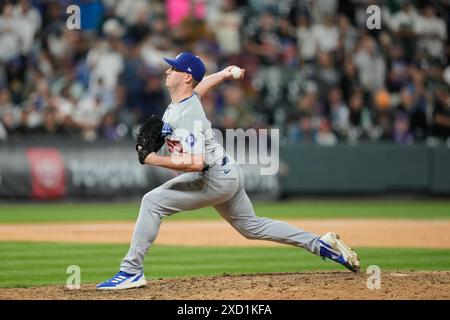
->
<box><xmin>319</xmin><ymin>232</ymin><xmax>361</xmax><ymax>273</ymax></box>
<box><xmin>96</xmin><ymin>271</ymin><xmax>147</xmax><ymax>290</ymax></box>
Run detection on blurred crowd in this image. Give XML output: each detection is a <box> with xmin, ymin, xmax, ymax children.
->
<box><xmin>0</xmin><ymin>0</ymin><xmax>449</xmax><ymax>146</ymax></box>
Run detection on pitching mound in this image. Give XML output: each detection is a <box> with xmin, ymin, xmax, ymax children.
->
<box><xmin>1</xmin><ymin>271</ymin><xmax>449</xmax><ymax>300</ymax></box>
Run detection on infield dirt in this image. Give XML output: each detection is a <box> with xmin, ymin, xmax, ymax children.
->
<box><xmin>0</xmin><ymin>219</ymin><xmax>449</xmax><ymax>248</ymax></box>
<box><xmin>0</xmin><ymin>271</ymin><xmax>449</xmax><ymax>300</ymax></box>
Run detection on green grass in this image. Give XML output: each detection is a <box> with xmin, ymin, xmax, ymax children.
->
<box><xmin>0</xmin><ymin>201</ymin><xmax>449</xmax><ymax>223</ymax></box>
<box><xmin>0</xmin><ymin>242</ymin><xmax>449</xmax><ymax>288</ymax></box>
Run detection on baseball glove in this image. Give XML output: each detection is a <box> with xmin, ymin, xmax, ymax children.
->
<box><xmin>135</xmin><ymin>115</ymin><xmax>166</xmax><ymax>164</ymax></box>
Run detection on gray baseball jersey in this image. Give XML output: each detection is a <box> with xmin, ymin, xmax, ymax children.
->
<box><xmin>161</xmin><ymin>92</ymin><xmax>225</xmax><ymax>165</ymax></box>
<box><xmin>120</xmin><ymin>93</ymin><xmax>321</xmax><ymax>274</ymax></box>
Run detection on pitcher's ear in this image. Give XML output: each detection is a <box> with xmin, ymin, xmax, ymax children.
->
<box><xmin>184</xmin><ymin>73</ymin><xmax>193</xmax><ymax>83</ymax></box>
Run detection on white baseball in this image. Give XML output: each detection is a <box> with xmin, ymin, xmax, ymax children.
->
<box><xmin>230</xmin><ymin>67</ymin><xmax>242</xmax><ymax>79</ymax></box>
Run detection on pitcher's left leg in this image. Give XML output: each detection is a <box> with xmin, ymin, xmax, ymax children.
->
<box><xmin>214</xmin><ymin>186</ymin><xmax>321</xmax><ymax>255</ymax></box>
<box><xmin>214</xmin><ymin>185</ymin><xmax>360</xmax><ymax>272</ymax></box>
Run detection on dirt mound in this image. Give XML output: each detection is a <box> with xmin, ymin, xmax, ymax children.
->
<box><xmin>1</xmin><ymin>271</ymin><xmax>449</xmax><ymax>300</ymax></box>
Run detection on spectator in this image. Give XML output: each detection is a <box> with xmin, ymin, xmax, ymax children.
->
<box><xmin>311</xmin><ymin>0</ymin><xmax>338</xmax><ymax>23</ymax></box>
<box><xmin>0</xmin><ymin>0</ymin><xmax>447</xmax><ymax>147</ymax></box>
<box><xmin>316</xmin><ymin>118</ymin><xmax>338</xmax><ymax>146</ymax></box>
<box><xmin>408</xmin><ymin>68</ymin><xmax>429</xmax><ymax>140</ymax></box>
<box><xmin>388</xmin><ymin>1</ymin><xmax>418</xmax><ymax>61</ymax></box>
<box><xmin>222</xmin><ymin>84</ymin><xmax>254</xmax><ymax>129</ymax></box>
<box><xmin>393</xmin><ymin>112</ymin><xmax>414</xmax><ymax>145</ymax></box>
<box><xmin>165</xmin><ymin>0</ymin><xmax>206</xmax><ymax>29</ymax></box>
<box><xmin>373</xmin><ymin>107</ymin><xmax>394</xmax><ymax>142</ymax></box>
<box><xmin>277</xmin><ymin>17</ymin><xmax>298</xmax><ymax>67</ymax></box>
<box><xmin>12</xmin><ymin>0</ymin><xmax>41</xmax><ymax>55</ymax></box>
<box><xmin>348</xmin><ymin>88</ymin><xmax>374</xmax><ymax>142</ymax></box>
<box><xmin>252</xmin><ymin>65</ymin><xmax>284</xmax><ymax>125</ymax></box>
<box><xmin>73</xmin><ymin>94</ymin><xmax>106</xmax><ymax>141</ymax></box>
<box><xmin>414</xmin><ymin>4</ymin><xmax>447</xmax><ymax>61</ymax></box>
<box><xmin>296</xmin><ymin>81</ymin><xmax>324</xmax><ymax>119</ymax></box>
<box><xmin>210</xmin><ymin>0</ymin><xmax>242</xmax><ymax>57</ymax></box>
<box><xmin>0</xmin><ymin>2</ymin><xmax>21</xmax><ymax>63</ymax></box>
<box><xmin>34</xmin><ymin>107</ymin><xmax>65</xmax><ymax>135</ymax></box>
<box><xmin>86</xmin><ymin>37</ymin><xmax>124</xmax><ymax>97</ymax></box>
<box><xmin>126</xmin><ymin>6</ymin><xmax>151</xmax><ymax>44</ymax></box>
<box><xmin>115</xmin><ymin>0</ymin><xmax>151</xmax><ymax>27</ymax></box>
<box><xmin>431</xmin><ymin>87</ymin><xmax>450</xmax><ymax>141</ymax></box>
<box><xmin>0</xmin><ymin>87</ymin><xmax>15</xmax><ymax>117</ymax></box>
<box><xmin>338</xmin><ymin>14</ymin><xmax>358</xmax><ymax>55</ymax></box>
<box><xmin>354</xmin><ymin>35</ymin><xmax>386</xmax><ymax>94</ymax></box>
<box><xmin>296</xmin><ymin>14</ymin><xmax>316</xmax><ymax>62</ymax></box>
<box><xmin>327</xmin><ymin>87</ymin><xmax>349</xmax><ymax>139</ymax></box>
<box><xmin>0</xmin><ymin>87</ymin><xmax>18</xmax><ymax>139</ymax></box>
<box><xmin>246</xmin><ymin>10</ymin><xmax>280</xmax><ymax>66</ymax></box>
<box><xmin>99</xmin><ymin>111</ymin><xmax>127</xmax><ymax>141</ymax></box>
<box><xmin>140</xmin><ymin>24</ymin><xmax>176</xmax><ymax>70</ymax></box>
<box><xmin>134</xmin><ymin>69</ymin><xmax>167</xmax><ymax>121</ymax></box>
<box><xmin>386</xmin><ymin>44</ymin><xmax>409</xmax><ymax>93</ymax></box>
<box><xmin>202</xmin><ymin>92</ymin><xmax>223</xmax><ymax>132</ymax></box>
<box><xmin>313</xmin><ymin>51</ymin><xmax>341</xmax><ymax>95</ymax></box>
<box><xmin>287</xmin><ymin>114</ymin><xmax>317</xmax><ymax>144</ymax></box>
<box><xmin>311</xmin><ymin>15</ymin><xmax>339</xmax><ymax>53</ymax></box>
<box><xmin>340</xmin><ymin>57</ymin><xmax>359</xmax><ymax>102</ymax></box>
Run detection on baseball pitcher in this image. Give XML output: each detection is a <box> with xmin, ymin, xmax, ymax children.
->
<box><xmin>96</xmin><ymin>52</ymin><xmax>360</xmax><ymax>290</ymax></box>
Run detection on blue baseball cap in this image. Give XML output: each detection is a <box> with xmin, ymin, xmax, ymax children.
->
<box><xmin>163</xmin><ymin>52</ymin><xmax>206</xmax><ymax>82</ymax></box>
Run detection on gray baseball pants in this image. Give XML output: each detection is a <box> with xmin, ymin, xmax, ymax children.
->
<box><xmin>120</xmin><ymin>159</ymin><xmax>321</xmax><ymax>274</ymax></box>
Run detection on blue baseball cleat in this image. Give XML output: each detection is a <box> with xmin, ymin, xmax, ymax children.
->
<box><xmin>96</xmin><ymin>271</ymin><xmax>147</xmax><ymax>290</ymax></box>
<box><xmin>319</xmin><ymin>232</ymin><xmax>360</xmax><ymax>273</ymax></box>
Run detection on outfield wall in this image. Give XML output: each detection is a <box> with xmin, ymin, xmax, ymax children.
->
<box><xmin>0</xmin><ymin>138</ymin><xmax>279</xmax><ymax>200</ymax></box>
<box><xmin>280</xmin><ymin>143</ymin><xmax>450</xmax><ymax>196</ymax></box>
<box><xmin>0</xmin><ymin>138</ymin><xmax>449</xmax><ymax>199</ymax></box>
